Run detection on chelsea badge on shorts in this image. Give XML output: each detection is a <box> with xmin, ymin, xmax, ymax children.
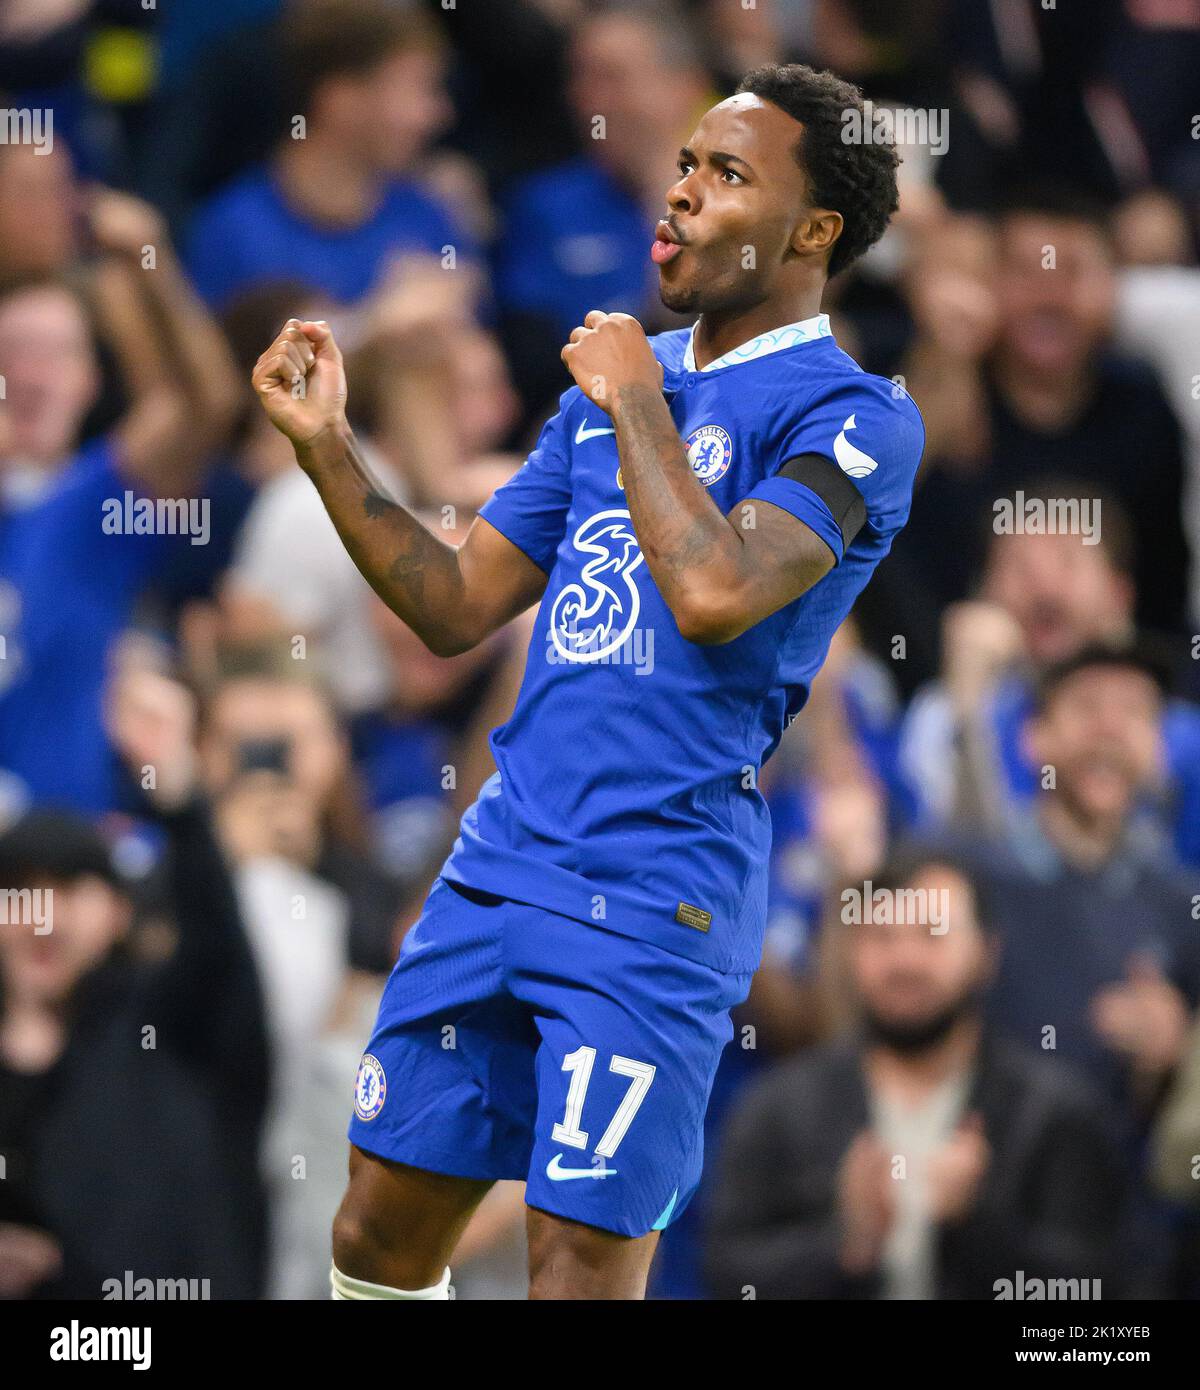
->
<box><xmin>354</xmin><ymin>1053</ymin><xmax>387</xmax><ymax>1121</ymax></box>
<box><xmin>685</xmin><ymin>424</ymin><xmax>733</xmax><ymax>487</ymax></box>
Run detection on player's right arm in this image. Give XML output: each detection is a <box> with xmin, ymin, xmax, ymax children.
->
<box><xmin>252</xmin><ymin>319</ymin><xmax>549</xmax><ymax>657</ymax></box>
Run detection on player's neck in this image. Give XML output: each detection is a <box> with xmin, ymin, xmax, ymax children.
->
<box><xmin>691</xmin><ymin>292</ymin><xmax>825</xmax><ymax>370</ymax></box>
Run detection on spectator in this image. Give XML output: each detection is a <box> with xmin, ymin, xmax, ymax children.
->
<box><xmin>350</xmin><ymin>317</ymin><xmax>520</xmax><ymax>508</ymax></box>
<box><xmin>195</xmin><ymin>651</ymin><xmax>399</xmax><ymax>977</ymax></box>
<box><xmin>969</xmin><ymin>642</ymin><xmax>1199</xmax><ymax>1115</ymax></box>
<box><xmin>417</xmin><ymin>0</ymin><xmax>577</xmax><ymax>191</ymax></box>
<box><xmin>1153</xmin><ymin>1012</ymin><xmax>1200</xmax><ymax>1210</ymax></box>
<box><xmin>0</xmin><ymin>194</ymin><xmax>240</xmax><ymax>816</ymax></box>
<box><xmin>215</xmin><ymin>279</ymin><xmax>404</xmax><ymax>716</ymax></box>
<box><xmin>0</xmin><ymin>146</ymin><xmax>213</xmax><ymax>444</ymax></box>
<box><xmin>193</xmin><ymin>652</ymin><xmax>398</xmax><ymax>1291</ymax></box>
<box><xmin>221</xmin><ymin>300</ymin><xmax>518</xmax><ymax>714</ymax></box>
<box><xmin>936</xmin><ymin>0</ymin><xmax>1131</xmax><ymax>208</ymax></box>
<box><xmin>651</xmin><ymin>730</ymin><xmax>890</xmax><ymax>1300</ymax></box>
<box><xmin>898</xmin><ymin>494</ymin><xmax>1200</xmax><ymax>867</ymax></box>
<box><xmin>0</xmin><ymin>666</ymin><xmax>268</xmax><ymax>1299</ymax></box>
<box><xmin>896</xmin><ymin>188</ymin><xmax>1192</xmax><ymax>634</ymax></box>
<box><xmin>1113</xmin><ymin>205</ymin><xmax>1200</xmax><ymax>626</ymax></box>
<box><xmin>494</xmin><ymin>2</ymin><xmax>708</xmax><ymax>412</ymax></box>
<box><xmin>266</xmin><ymin>890</ymin><xmax>529</xmax><ymax>1300</ymax></box>
<box><xmin>185</xmin><ymin>0</ymin><xmax>469</xmax><ymax>311</ymax></box>
<box><xmin>705</xmin><ymin>849</ymin><xmax>1131</xmax><ymax>1299</ymax></box>
<box><xmin>134</xmin><ymin>2</ymin><xmax>290</xmax><ymax>238</ymax></box>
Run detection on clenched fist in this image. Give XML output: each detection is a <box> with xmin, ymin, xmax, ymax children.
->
<box><xmin>560</xmin><ymin>310</ymin><xmax>663</xmax><ymax>414</ymax></box>
<box><xmin>252</xmin><ymin>318</ymin><xmax>348</xmax><ymax>450</ymax></box>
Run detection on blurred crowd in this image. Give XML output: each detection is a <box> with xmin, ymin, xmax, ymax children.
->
<box><xmin>0</xmin><ymin>0</ymin><xmax>1198</xmax><ymax>1300</ymax></box>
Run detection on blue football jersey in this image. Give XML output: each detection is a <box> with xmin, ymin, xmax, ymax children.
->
<box><xmin>441</xmin><ymin>314</ymin><xmax>924</xmax><ymax>974</ymax></box>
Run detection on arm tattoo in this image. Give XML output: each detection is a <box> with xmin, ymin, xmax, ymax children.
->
<box><xmin>299</xmin><ymin>429</ymin><xmax>459</xmax><ymax>643</ymax></box>
<box><xmin>387</xmin><ymin>550</ymin><xmax>427</xmax><ymax>605</ymax></box>
<box><xmin>612</xmin><ymin>384</ymin><xmax>739</xmax><ymax>589</ymax></box>
<box><xmin>610</xmin><ymin>385</ymin><xmax>833</xmax><ymax>638</ymax></box>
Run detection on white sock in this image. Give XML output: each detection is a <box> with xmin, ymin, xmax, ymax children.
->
<box><xmin>330</xmin><ymin>1263</ymin><xmax>451</xmax><ymax>1300</ymax></box>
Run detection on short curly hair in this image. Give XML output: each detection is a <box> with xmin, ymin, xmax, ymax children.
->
<box><xmin>736</xmin><ymin>64</ymin><xmax>900</xmax><ymax>279</ymax></box>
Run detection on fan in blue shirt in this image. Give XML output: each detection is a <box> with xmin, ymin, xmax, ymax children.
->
<box><xmin>495</xmin><ymin>157</ymin><xmax>657</xmax><ymax>337</ymax></box>
<box><xmin>183</xmin><ymin>5</ymin><xmax>472</xmax><ymax>310</ymax></box>
<box><xmin>187</xmin><ymin>167</ymin><xmax>468</xmax><ymax>310</ymax></box>
<box><xmin>254</xmin><ymin>63</ymin><xmax>923</xmax><ymax>1299</ymax></box>
<box><xmin>0</xmin><ymin>243</ymin><xmax>240</xmax><ymax>816</ymax></box>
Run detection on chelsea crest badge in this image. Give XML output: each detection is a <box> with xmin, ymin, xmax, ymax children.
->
<box><xmin>354</xmin><ymin>1053</ymin><xmax>387</xmax><ymax>1121</ymax></box>
<box><xmin>684</xmin><ymin>424</ymin><xmax>732</xmax><ymax>487</ymax></box>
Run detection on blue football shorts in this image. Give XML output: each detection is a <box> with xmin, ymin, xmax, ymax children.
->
<box><xmin>347</xmin><ymin>876</ymin><xmax>752</xmax><ymax>1238</ymax></box>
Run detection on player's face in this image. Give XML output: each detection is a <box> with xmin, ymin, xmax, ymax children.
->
<box><xmin>654</xmin><ymin>95</ymin><xmax>811</xmax><ymax>316</ymax></box>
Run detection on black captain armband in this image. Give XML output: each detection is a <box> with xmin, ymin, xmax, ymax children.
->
<box><xmin>775</xmin><ymin>452</ymin><xmax>868</xmax><ymax>548</ymax></box>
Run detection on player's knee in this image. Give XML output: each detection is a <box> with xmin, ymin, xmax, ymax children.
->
<box><xmin>331</xmin><ymin>1195</ymin><xmax>410</xmax><ymax>1284</ymax></box>
<box><xmin>331</xmin><ymin>1205</ymin><xmax>435</xmax><ymax>1290</ymax></box>
<box><xmin>527</xmin><ymin>1214</ymin><xmax>654</xmax><ymax>1300</ymax></box>
<box><xmin>330</xmin><ymin>1205</ymin><xmax>376</xmax><ymax>1276</ymax></box>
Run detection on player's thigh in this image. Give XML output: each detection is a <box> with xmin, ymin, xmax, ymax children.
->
<box><xmin>526</xmin><ymin>1207</ymin><xmax>659</xmax><ymax>1300</ymax></box>
<box><xmin>348</xmin><ymin>877</ymin><xmax>536</xmax><ymax>1181</ymax></box>
<box><xmin>515</xmin><ymin>913</ymin><xmax>750</xmax><ymax>1259</ymax></box>
<box><xmin>333</xmin><ymin>1146</ymin><xmax>493</xmax><ymax>1290</ymax></box>
<box><xmin>335</xmin><ymin>879</ymin><xmax>535</xmax><ymax>1289</ymax></box>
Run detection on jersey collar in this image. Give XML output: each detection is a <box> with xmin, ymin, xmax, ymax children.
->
<box><xmin>682</xmin><ymin>312</ymin><xmax>832</xmax><ymax>373</ymax></box>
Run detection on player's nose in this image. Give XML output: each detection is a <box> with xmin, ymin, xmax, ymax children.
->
<box><xmin>666</xmin><ymin>173</ymin><xmax>698</xmax><ymax>216</ymax></box>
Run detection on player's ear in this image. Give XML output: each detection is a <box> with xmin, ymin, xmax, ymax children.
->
<box><xmin>790</xmin><ymin>208</ymin><xmax>842</xmax><ymax>262</ymax></box>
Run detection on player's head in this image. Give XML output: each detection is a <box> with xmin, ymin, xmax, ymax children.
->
<box><xmin>654</xmin><ymin>64</ymin><xmax>900</xmax><ymax>316</ymax></box>
<box><xmin>849</xmin><ymin>849</ymin><xmax>994</xmax><ymax>1055</ymax></box>
<box><xmin>282</xmin><ymin>0</ymin><xmax>450</xmax><ymax>173</ymax></box>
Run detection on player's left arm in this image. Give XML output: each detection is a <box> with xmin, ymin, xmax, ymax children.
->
<box><xmin>563</xmin><ymin>311</ymin><xmax>846</xmax><ymax>644</ymax></box>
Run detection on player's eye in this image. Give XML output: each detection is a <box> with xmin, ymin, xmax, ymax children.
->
<box><xmin>677</xmin><ymin>160</ymin><xmax>696</xmax><ymax>177</ymax></box>
<box><xmin>721</xmin><ymin>168</ymin><xmax>744</xmax><ymax>184</ymax></box>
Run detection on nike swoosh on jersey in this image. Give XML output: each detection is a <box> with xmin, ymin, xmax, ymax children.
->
<box><xmin>575</xmin><ymin>420</ymin><xmax>617</xmax><ymax>444</ymax></box>
<box><xmin>833</xmin><ymin>413</ymin><xmax>879</xmax><ymax>478</ymax></box>
<box><xmin>545</xmin><ymin>1153</ymin><xmax>618</xmax><ymax>1181</ymax></box>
